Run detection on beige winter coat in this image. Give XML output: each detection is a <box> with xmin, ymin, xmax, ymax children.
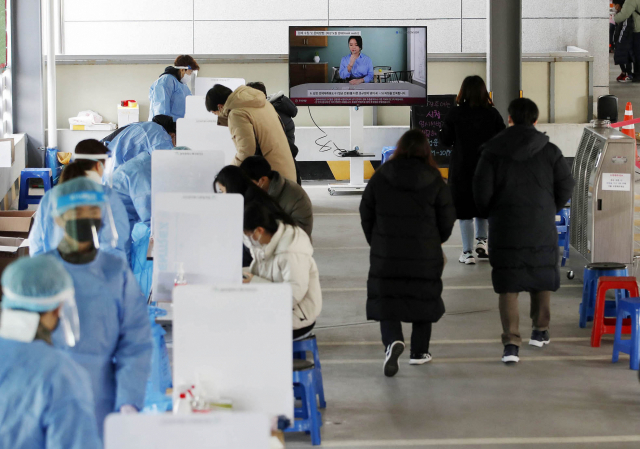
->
<box><xmin>248</xmin><ymin>222</ymin><xmax>322</xmax><ymax>330</ymax></box>
<box><xmin>220</xmin><ymin>86</ymin><xmax>297</xmax><ymax>182</ymax></box>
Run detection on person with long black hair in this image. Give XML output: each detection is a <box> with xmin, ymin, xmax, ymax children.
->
<box><xmin>440</xmin><ymin>76</ymin><xmax>505</xmax><ymax>265</ymax></box>
<box><xmin>360</xmin><ymin>129</ymin><xmax>456</xmax><ymax>377</ymax></box>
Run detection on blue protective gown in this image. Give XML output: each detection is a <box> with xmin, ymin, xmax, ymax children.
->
<box><xmin>148</xmin><ymin>74</ymin><xmax>191</xmax><ymax>121</ymax></box>
<box><xmin>28</xmin><ymin>184</ymin><xmax>131</xmax><ymax>260</ymax></box>
<box><xmin>106</xmin><ymin>121</ymin><xmax>174</xmax><ymax>171</ymax></box>
<box><xmin>49</xmin><ymin>250</ymin><xmax>152</xmax><ymax>438</ymax></box>
<box><xmin>111</xmin><ymin>152</ymin><xmax>152</xmax><ymax>231</ymax></box>
<box><xmin>0</xmin><ymin>338</ymin><xmax>102</xmax><ymax>449</ymax></box>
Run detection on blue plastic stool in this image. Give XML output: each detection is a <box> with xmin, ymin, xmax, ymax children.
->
<box><xmin>285</xmin><ymin>359</ymin><xmax>321</xmax><ymax>446</ymax></box>
<box><xmin>19</xmin><ymin>168</ymin><xmax>52</xmax><ymax>210</ymax></box>
<box><xmin>293</xmin><ymin>335</ymin><xmax>326</xmax><ymax>409</ymax></box>
<box><xmin>612</xmin><ymin>297</ymin><xmax>640</xmax><ymax>370</ymax></box>
<box><xmin>580</xmin><ymin>263</ymin><xmax>628</xmax><ymax>328</ymax></box>
<box><xmin>381</xmin><ymin>146</ymin><xmax>396</xmax><ymax>164</ymax></box>
<box><xmin>556</xmin><ymin>207</ymin><xmax>570</xmax><ymax>267</ymax></box>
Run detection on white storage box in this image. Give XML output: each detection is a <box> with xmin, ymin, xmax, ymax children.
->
<box><xmin>118</xmin><ymin>105</ymin><xmax>140</xmax><ymax>128</ymax></box>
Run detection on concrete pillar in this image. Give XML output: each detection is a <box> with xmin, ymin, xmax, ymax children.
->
<box><xmin>487</xmin><ymin>0</ymin><xmax>522</xmax><ymax>122</ymax></box>
<box><xmin>12</xmin><ymin>0</ymin><xmax>45</xmax><ymax>167</ymax></box>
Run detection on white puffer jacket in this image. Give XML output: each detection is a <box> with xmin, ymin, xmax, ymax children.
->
<box><xmin>249</xmin><ymin>222</ymin><xmax>322</xmax><ymax>330</ymax></box>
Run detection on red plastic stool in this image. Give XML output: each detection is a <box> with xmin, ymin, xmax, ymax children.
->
<box><xmin>591</xmin><ymin>276</ymin><xmax>638</xmax><ymax>347</ymax></box>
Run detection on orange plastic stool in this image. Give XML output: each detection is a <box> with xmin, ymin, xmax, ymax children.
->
<box><xmin>591</xmin><ymin>276</ymin><xmax>638</xmax><ymax>347</ymax></box>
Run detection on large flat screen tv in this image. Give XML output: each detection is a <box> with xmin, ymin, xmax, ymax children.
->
<box><xmin>288</xmin><ymin>26</ymin><xmax>427</xmax><ymax>107</ymax></box>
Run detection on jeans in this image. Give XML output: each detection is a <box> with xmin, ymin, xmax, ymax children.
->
<box><xmin>459</xmin><ymin>218</ymin><xmax>488</xmax><ymax>253</ymax></box>
<box><xmin>499</xmin><ymin>291</ymin><xmax>551</xmax><ymax>346</ymax></box>
<box><xmin>380</xmin><ymin>321</ymin><xmax>432</xmax><ymax>354</ymax></box>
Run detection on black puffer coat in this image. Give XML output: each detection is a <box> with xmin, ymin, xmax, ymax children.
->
<box><xmin>270</xmin><ymin>93</ymin><xmax>299</xmax><ymax>158</ymax></box>
<box><xmin>440</xmin><ymin>105</ymin><xmax>505</xmax><ymax>220</ymax></box>
<box><xmin>473</xmin><ymin>125</ymin><xmax>574</xmax><ymax>294</ymax></box>
<box><xmin>360</xmin><ymin>158</ymin><xmax>456</xmax><ymax>323</ymax></box>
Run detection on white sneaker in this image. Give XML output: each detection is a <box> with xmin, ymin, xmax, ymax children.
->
<box><xmin>459</xmin><ymin>252</ymin><xmax>476</xmax><ymax>265</ymax></box>
<box><xmin>383</xmin><ymin>341</ymin><xmax>405</xmax><ymax>377</ymax></box>
<box><xmin>409</xmin><ymin>352</ymin><xmax>433</xmax><ymax>365</ymax></box>
<box><xmin>475</xmin><ymin>238</ymin><xmax>488</xmax><ymax>259</ymax></box>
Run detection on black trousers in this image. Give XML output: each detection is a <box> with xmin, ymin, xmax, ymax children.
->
<box><xmin>632</xmin><ymin>33</ymin><xmax>640</xmax><ymax>78</ymax></box>
<box><xmin>294</xmin><ymin>322</ymin><xmax>315</xmax><ymax>340</ymax></box>
<box><xmin>622</xmin><ymin>63</ymin><xmax>634</xmax><ymax>74</ymax></box>
<box><xmin>380</xmin><ymin>321</ymin><xmax>432</xmax><ymax>354</ymax></box>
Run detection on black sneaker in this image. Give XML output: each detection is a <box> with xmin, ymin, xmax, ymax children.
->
<box><xmin>529</xmin><ymin>330</ymin><xmax>550</xmax><ymax>347</ymax></box>
<box><xmin>383</xmin><ymin>341</ymin><xmax>405</xmax><ymax>377</ymax></box>
<box><xmin>409</xmin><ymin>352</ymin><xmax>433</xmax><ymax>365</ymax></box>
<box><xmin>502</xmin><ymin>344</ymin><xmax>520</xmax><ymax>364</ymax></box>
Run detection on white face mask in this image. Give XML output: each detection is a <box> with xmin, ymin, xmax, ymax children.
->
<box><xmin>85</xmin><ymin>170</ymin><xmax>103</xmax><ymax>185</ymax></box>
<box><xmin>0</xmin><ymin>309</ymin><xmax>41</xmax><ymax>342</ymax></box>
<box><xmin>181</xmin><ymin>73</ymin><xmax>192</xmax><ymax>85</ymax></box>
<box><xmin>243</xmin><ymin>231</ymin><xmax>266</xmax><ymax>255</ymax></box>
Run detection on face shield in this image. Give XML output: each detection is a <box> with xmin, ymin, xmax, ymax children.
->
<box><xmin>73</xmin><ymin>149</ymin><xmax>115</xmax><ymax>188</ymax></box>
<box><xmin>174</xmin><ymin>65</ymin><xmax>197</xmax><ymax>92</ymax></box>
<box><xmin>53</xmin><ymin>179</ymin><xmax>117</xmax><ymax>254</ymax></box>
<box><xmin>0</xmin><ymin>287</ymin><xmax>80</xmax><ymax>347</ymax></box>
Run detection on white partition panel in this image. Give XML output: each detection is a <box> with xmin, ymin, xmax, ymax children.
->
<box><xmin>152</xmin><ymin>193</ymin><xmax>243</xmax><ymax>301</ymax></box>
<box><xmin>173</xmin><ymin>284</ymin><xmax>294</xmax><ymax>420</ymax></box>
<box><xmin>184</xmin><ymin>96</ymin><xmax>212</xmax><ymax>120</ymax></box>
<box><xmin>104</xmin><ymin>413</ymin><xmax>270</xmax><ymax>449</ymax></box>
<box><xmin>195</xmin><ymin>77</ymin><xmax>246</xmax><ymax>97</ymax></box>
<box><xmin>176</xmin><ymin>118</ymin><xmax>238</xmax><ymax>165</ymax></box>
<box><xmin>151</xmin><ymin>150</ymin><xmax>225</xmax><ymax>220</ymax></box>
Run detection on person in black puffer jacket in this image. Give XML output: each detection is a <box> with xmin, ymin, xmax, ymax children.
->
<box><xmin>473</xmin><ymin>98</ymin><xmax>574</xmax><ymax>365</ymax></box>
<box><xmin>613</xmin><ymin>0</ymin><xmax>635</xmax><ymax>82</ymax></box>
<box><xmin>246</xmin><ymin>82</ymin><xmax>302</xmax><ymax>185</ymax></box>
<box><xmin>360</xmin><ymin>129</ymin><xmax>456</xmax><ymax>378</ymax></box>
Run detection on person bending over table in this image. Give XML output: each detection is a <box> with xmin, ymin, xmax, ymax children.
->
<box><xmin>339</xmin><ymin>35</ymin><xmax>374</xmax><ymax>85</ymax></box>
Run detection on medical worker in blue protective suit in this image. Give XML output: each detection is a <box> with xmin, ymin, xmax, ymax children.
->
<box><xmin>46</xmin><ymin>177</ymin><xmax>152</xmax><ymax>437</ymax></box>
<box><xmin>106</xmin><ymin>114</ymin><xmax>176</xmax><ymax>171</ymax></box>
<box><xmin>0</xmin><ymin>256</ymin><xmax>102</xmax><ymax>449</ymax></box>
<box><xmin>148</xmin><ymin>55</ymin><xmax>199</xmax><ymax>121</ymax></box>
<box><xmin>29</xmin><ymin>140</ymin><xmax>130</xmax><ymax>259</ymax></box>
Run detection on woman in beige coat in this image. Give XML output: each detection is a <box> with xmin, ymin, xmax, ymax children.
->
<box><xmin>242</xmin><ymin>201</ymin><xmax>322</xmax><ymax>339</ymax></box>
<box><xmin>206</xmin><ymin>84</ymin><xmax>297</xmax><ymax>183</ymax></box>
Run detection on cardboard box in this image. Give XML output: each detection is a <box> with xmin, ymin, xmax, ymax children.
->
<box><xmin>0</xmin><ymin>211</ymin><xmax>36</xmax><ymax>239</ymax></box>
<box><xmin>0</xmin><ymin>237</ymin><xmax>29</xmax><ymax>298</ymax></box>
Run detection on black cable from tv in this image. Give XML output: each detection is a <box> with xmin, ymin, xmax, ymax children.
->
<box><xmin>307</xmin><ymin>106</ymin><xmax>348</xmax><ymax>157</ymax></box>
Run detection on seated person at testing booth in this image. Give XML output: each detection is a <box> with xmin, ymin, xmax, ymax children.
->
<box><xmin>29</xmin><ymin>139</ymin><xmax>130</xmax><ymax>261</ymax></box>
<box><xmin>106</xmin><ymin>115</ymin><xmax>176</xmax><ymax>171</ymax></box>
<box><xmin>339</xmin><ymin>35</ymin><xmax>374</xmax><ymax>84</ymax></box>
<box><xmin>0</xmin><ymin>256</ymin><xmax>102</xmax><ymax>449</ymax></box>
<box><xmin>242</xmin><ymin>201</ymin><xmax>322</xmax><ymax>340</ymax></box>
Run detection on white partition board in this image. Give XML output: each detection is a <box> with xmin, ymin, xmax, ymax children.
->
<box><xmin>184</xmin><ymin>95</ymin><xmax>212</xmax><ymax>120</ymax></box>
<box><xmin>151</xmin><ymin>150</ymin><xmax>225</xmax><ymax>220</ymax></box>
<box><xmin>104</xmin><ymin>413</ymin><xmax>270</xmax><ymax>449</ymax></box>
<box><xmin>152</xmin><ymin>193</ymin><xmax>243</xmax><ymax>301</ymax></box>
<box><xmin>195</xmin><ymin>77</ymin><xmax>246</xmax><ymax>97</ymax></box>
<box><xmin>176</xmin><ymin>118</ymin><xmax>238</xmax><ymax>164</ymax></box>
<box><xmin>173</xmin><ymin>284</ymin><xmax>294</xmax><ymax>420</ymax></box>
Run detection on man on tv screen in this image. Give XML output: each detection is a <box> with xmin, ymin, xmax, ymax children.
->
<box><xmin>339</xmin><ymin>36</ymin><xmax>374</xmax><ymax>84</ymax></box>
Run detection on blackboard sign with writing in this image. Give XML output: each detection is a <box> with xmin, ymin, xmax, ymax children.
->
<box><xmin>410</xmin><ymin>95</ymin><xmax>456</xmax><ymax>168</ymax></box>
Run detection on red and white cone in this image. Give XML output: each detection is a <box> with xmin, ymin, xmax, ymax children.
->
<box><xmin>620</xmin><ymin>102</ymin><xmax>639</xmax><ymax>170</ymax></box>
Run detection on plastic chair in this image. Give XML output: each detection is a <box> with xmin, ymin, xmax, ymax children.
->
<box><xmin>293</xmin><ymin>335</ymin><xmax>326</xmax><ymax>409</ymax></box>
<box><xmin>590</xmin><ymin>276</ymin><xmax>637</xmax><ymax>347</ymax></box>
<box><xmin>580</xmin><ymin>263</ymin><xmax>628</xmax><ymax>328</ymax></box>
<box><xmin>285</xmin><ymin>359</ymin><xmax>321</xmax><ymax>446</ymax></box>
<box><xmin>18</xmin><ymin>168</ymin><xmax>52</xmax><ymax>210</ymax></box>
<box><xmin>556</xmin><ymin>207</ymin><xmax>570</xmax><ymax>267</ymax></box>
<box><xmin>612</xmin><ymin>297</ymin><xmax>640</xmax><ymax>370</ymax></box>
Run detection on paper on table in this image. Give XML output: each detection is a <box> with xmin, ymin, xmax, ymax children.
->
<box><xmin>0</xmin><ymin>140</ymin><xmax>12</xmax><ymax>167</ymax></box>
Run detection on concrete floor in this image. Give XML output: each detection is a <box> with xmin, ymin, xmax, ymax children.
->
<box><xmin>283</xmin><ymin>183</ymin><xmax>640</xmax><ymax>448</ymax></box>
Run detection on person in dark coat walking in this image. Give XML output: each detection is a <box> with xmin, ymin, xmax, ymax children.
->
<box><xmin>360</xmin><ymin>130</ymin><xmax>456</xmax><ymax>377</ymax></box>
<box><xmin>473</xmin><ymin>98</ymin><xmax>574</xmax><ymax>364</ymax></box>
<box><xmin>246</xmin><ymin>81</ymin><xmax>302</xmax><ymax>185</ymax></box>
<box><xmin>440</xmin><ymin>76</ymin><xmax>506</xmax><ymax>265</ymax></box>
<box><xmin>613</xmin><ymin>0</ymin><xmax>635</xmax><ymax>82</ymax></box>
